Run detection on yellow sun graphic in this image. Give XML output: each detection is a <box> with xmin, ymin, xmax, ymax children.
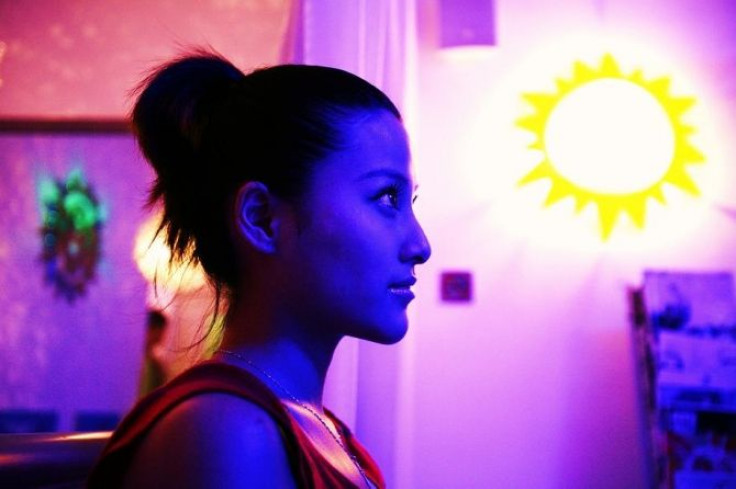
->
<box><xmin>516</xmin><ymin>54</ymin><xmax>704</xmax><ymax>239</ymax></box>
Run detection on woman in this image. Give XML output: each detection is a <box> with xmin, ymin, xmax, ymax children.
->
<box><xmin>88</xmin><ymin>51</ymin><xmax>431</xmax><ymax>488</ymax></box>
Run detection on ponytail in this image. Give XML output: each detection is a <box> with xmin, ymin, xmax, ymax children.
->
<box><xmin>132</xmin><ymin>51</ymin><xmax>244</xmax><ymax>291</ymax></box>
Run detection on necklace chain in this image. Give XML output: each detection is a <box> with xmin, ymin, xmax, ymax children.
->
<box><xmin>217</xmin><ymin>349</ymin><xmax>372</xmax><ymax>489</ymax></box>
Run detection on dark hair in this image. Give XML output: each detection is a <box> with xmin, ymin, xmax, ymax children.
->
<box><xmin>146</xmin><ymin>309</ymin><xmax>167</xmax><ymax>330</ymax></box>
<box><xmin>132</xmin><ymin>50</ymin><xmax>400</xmax><ymax>320</ymax></box>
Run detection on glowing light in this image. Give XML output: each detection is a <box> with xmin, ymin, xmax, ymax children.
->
<box><xmin>545</xmin><ymin>79</ymin><xmax>674</xmax><ymax>193</ymax></box>
<box><xmin>516</xmin><ymin>54</ymin><xmax>704</xmax><ymax>239</ymax></box>
<box><xmin>133</xmin><ymin>212</ymin><xmax>206</xmax><ymax>294</ymax></box>
<box><xmin>0</xmin><ymin>41</ymin><xmax>5</xmax><ymax>88</ymax></box>
<box><xmin>62</xmin><ymin>432</ymin><xmax>111</xmax><ymax>441</ymax></box>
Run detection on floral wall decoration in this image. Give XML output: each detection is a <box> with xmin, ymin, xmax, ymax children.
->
<box><xmin>38</xmin><ymin>168</ymin><xmax>106</xmax><ymax>302</ymax></box>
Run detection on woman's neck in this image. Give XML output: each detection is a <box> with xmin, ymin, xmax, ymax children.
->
<box><xmin>217</xmin><ymin>302</ymin><xmax>341</xmax><ymax>409</ymax></box>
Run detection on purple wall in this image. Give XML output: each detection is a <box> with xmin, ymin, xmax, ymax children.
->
<box><xmin>0</xmin><ymin>132</ymin><xmax>151</xmax><ymax>430</ymax></box>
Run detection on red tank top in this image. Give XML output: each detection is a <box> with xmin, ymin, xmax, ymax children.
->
<box><xmin>87</xmin><ymin>361</ymin><xmax>385</xmax><ymax>488</ymax></box>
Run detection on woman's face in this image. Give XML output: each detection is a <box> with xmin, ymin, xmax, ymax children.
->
<box><xmin>278</xmin><ymin>109</ymin><xmax>431</xmax><ymax>344</ymax></box>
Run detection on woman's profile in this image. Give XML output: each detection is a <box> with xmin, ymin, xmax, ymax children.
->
<box><xmin>88</xmin><ymin>50</ymin><xmax>431</xmax><ymax>488</ymax></box>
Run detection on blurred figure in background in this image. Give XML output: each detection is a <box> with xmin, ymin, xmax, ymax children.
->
<box><xmin>138</xmin><ymin>309</ymin><xmax>169</xmax><ymax>397</ymax></box>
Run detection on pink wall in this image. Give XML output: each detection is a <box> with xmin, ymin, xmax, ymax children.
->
<box><xmin>408</xmin><ymin>0</ymin><xmax>736</xmax><ymax>488</ymax></box>
<box><xmin>0</xmin><ymin>0</ymin><xmax>289</xmax><ymax>117</ymax></box>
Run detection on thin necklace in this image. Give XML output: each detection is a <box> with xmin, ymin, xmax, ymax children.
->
<box><xmin>217</xmin><ymin>349</ymin><xmax>372</xmax><ymax>489</ymax></box>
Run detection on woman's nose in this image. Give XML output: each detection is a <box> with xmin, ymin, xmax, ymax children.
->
<box><xmin>400</xmin><ymin>215</ymin><xmax>432</xmax><ymax>265</ymax></box>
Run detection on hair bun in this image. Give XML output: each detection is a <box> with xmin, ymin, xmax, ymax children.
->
<box><xmin>132</xmin><ymin>52</ymin><xmax>245</xmax><ymax>179</ymax></box>
<box><xmin>131</xmin><ymin>52</ymin><xmax>246</xmax><ymax>277</ymax></box>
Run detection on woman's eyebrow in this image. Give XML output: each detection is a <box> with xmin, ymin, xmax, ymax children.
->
<box><xmin>357</xmin><ymin>168</ymin><xmax>417</xmax><ymax>190</ymax></box>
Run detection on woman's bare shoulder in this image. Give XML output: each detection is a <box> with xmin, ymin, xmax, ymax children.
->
<box><xmin>122</xmin><ymin>392</ymin><xmax>297</xmax><ymax>489</ymax></box>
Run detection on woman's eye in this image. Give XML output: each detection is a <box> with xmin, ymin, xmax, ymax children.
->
<box><xmin>377</xmin><ymin>188</ymin><xmax>400</xmax><ymax>209</ymax></box>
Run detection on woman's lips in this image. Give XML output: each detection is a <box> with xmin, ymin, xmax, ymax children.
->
<box><xmin>389</xmin><ymin>278</ymin><xmax>416</xmax><ymax>301</ymax></box>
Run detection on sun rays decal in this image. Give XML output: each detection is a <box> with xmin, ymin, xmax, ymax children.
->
<box><xmin>516</xmin><ymin>54</ymin><xmax>704</xmax><ymax>239</ymax></box>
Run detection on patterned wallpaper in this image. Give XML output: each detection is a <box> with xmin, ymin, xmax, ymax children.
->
<box><xmin>0</xmin><ymin>132</ymin><xmax>152</xmax><ymax>427</ymax></box>
<box><xmin>0</xmin><ymin>0</ymin><xmax>289</xmax><ymax>117</ymax></box>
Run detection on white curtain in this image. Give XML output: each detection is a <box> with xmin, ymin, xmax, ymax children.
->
<box><xmin>280</xmin><ymin>1</ymin><xmax>418</xmax><ymax>486</ymax></box>
<box><xmin>281</xmin><ymin>0</ymin><xmax>415</xmax><ymax>113</ymax></box>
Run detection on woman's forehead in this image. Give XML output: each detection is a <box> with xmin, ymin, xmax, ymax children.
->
<box><xmin>323</xmin><ymin>113</ymin><xmax>410</xmax><ymax>181</ymax></box>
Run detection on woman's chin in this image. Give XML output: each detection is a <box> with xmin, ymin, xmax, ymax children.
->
<box><xmin>362</xmin><ymin>319</ymin><xmax>409</xmax><ymax>345</ymax></box>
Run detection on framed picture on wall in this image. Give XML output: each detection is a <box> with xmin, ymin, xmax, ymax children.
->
<box><xmin>0</xmin><ymin>119</ymin><xmax>151</xmax><ymax>431</ymax></box>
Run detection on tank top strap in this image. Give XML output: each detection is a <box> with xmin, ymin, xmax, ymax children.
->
<box><xmin>89</xmin><ymin>360</ymin><xmax>385</xmax><ymax>488</ymax></box>
<box><xmin>106</xmin><ymin>360</ymin><xmax>293</xmax><ymax>451</ymax></box>
<box><xmin>89</xmin><ymin>361</ymin><xmax>315</xmax><ymax>488</ymax></box>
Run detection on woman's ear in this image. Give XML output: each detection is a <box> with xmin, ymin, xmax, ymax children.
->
<box><xmin>234</xmin><ymin>181</ymin><xmax>281</xmax><ymax>254</ymax></box>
